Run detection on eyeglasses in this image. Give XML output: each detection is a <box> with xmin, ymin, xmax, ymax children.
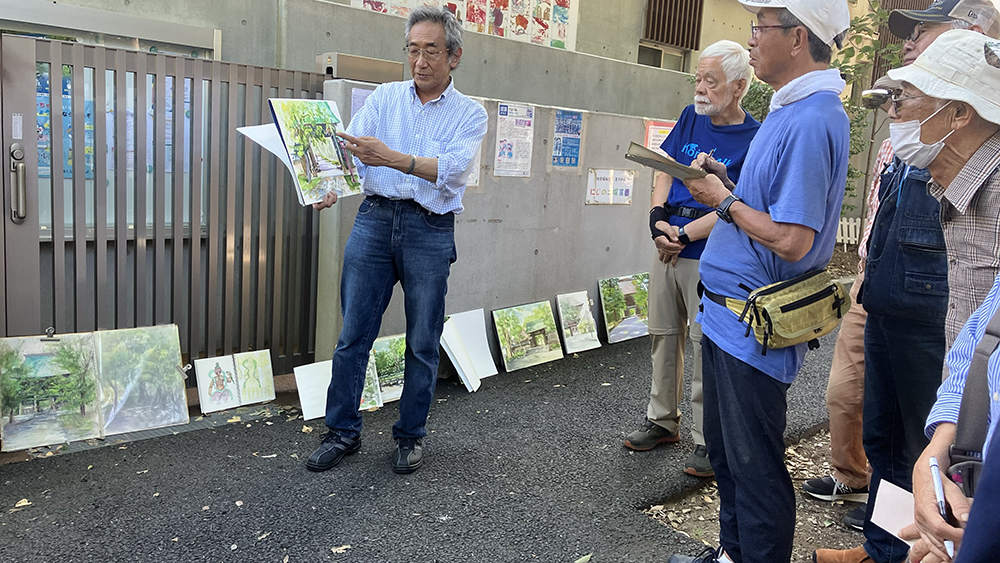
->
<box><xmin>890</xmin><ymin>93</ymin><xmax>931</xmax><ymax>113</ymax></box>
<box><xmin>404</xmin><ymin>46</ymin><xmax>446</xmax><ymax>61</ymax></box>
<box><xmin>750</xmin><ymin>21</ymin><xmax>796</xmax><ymax>37</ymax></box>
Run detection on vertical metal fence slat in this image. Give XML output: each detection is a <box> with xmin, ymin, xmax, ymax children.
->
<box><xmin>135</xmin><ymin>52</ymin><xmax>149</xmax><ymax>327</ymax></box>
<box><xmin>114</xmin><ymin>50</ymin><xmax>128</xmax><ymax>328</ymax></box>
<box><xmin>207</xmin><ymin>62</ymin><xmax>223</xmax><ymax>357</ymax></box>
<box><xmin>172</xmin><ymin>58</ymin><xmax>186</xmax><ymax>333</ymax></box>
<box><xmin>240</xmin><ymin>67</ymin><xmax>255</xmax><ymax>351</ymax></box>
<box><xmin>153</xmin><ymin>56</ymin><xmax>168</xmax><ymax>324</ymax></box>
<box><xmin>224</xmin><ymin>63</ymin><xmax>239</xmax><ymax>356</ymax></box>
<box><xmin>271</xmin><ymin>70</ymin><xmax>290</xmax><ymax>373</ymax></box>
<box><xmin>48</xmin><ymin>43</ymin><xmax>67</xmax><ymax>332</ymax></box>
<box><xmin>189</xmin><ymin>60</ymin><xmax>205</xmax><ymax>361</ymax></box>
<box><xmin>71</xmin><ymin>44</ymin><xmax>88</xmax><ymax>332</ymax></box>
<box><xmin>256</xmin><ymin>71</ymin><xmax>271</xmax><ymax>350</ymax></box>
<box><xmin>289</xmin><ymin>71</ymin><xmax>305</xmax><ymax>363</ymax></box>
<box><xmin>94</xmin><ymin>47</ymin><xmax>109</xmax><ymax>330</ymax></box>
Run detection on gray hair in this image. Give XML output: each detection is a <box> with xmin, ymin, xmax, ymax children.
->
<box><xmin>778</xmin><ymin>9</ymin><xmax>846</xmax><ymax>64</ymax></box>
<box><xmin>699</xmin><ymin>40</ymin><xmax>753</xmax><ymax>102</ymax></box>
<box><xmin>950</xmin><ymin>19</ymin><xmax>974</xmax><ymax>31</ymax></box>
<box><xmin>405</xmin><ymin>7</ymin><xmax>464</xmax><ymax>57</ymax></box>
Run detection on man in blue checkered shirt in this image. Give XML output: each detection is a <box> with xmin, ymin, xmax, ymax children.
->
<box><xmin>306</xmin><ymin>6</ymin><xmax>487</xmax><ymax>476</ymax></box>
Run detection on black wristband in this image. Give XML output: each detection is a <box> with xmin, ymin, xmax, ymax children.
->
<box><xmin>677</xmin><ymin>226</ymin><xmax>691</xmax><ymax>245</ymax></box>
<box><xmin>649</xmin><ymin>206</ymin><xmax>669</xmax><ymax>239</ymax></box>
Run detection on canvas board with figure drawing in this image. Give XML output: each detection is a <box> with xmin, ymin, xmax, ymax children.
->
<box><xmin>94</xmin><ymin>325</ymin><xmax>189</xmax><ymax>436</ymax></box>
<box><xmin>0</xmin><ymin>332</ymin><xmax>104</xmax><ymax>452</ymax></box>
<box><xmin>372</xmin><ymin>334</ymin><xmax>406</xmax><ymax>403</ymax></box>
<box><xmin>556</xmin><ymin>291</ymin><xmax>602</xmax><ymax>354</ymax></box>
<box><xmin>492</xmin><ymin>301</ymin><xmax>564</xmax><ymax>372</ymax></box>
<box><xmin>194</xmin><ymin>356</ymin><xmax>240</xmax><ymax>414</ymax></box>
<box><xmin>238</xmin><ymin>99</ymin><xmax>362</xmax><ymax>207</ymax></box>
<box><xmin>233</xmin><ymin>350</ymin><xmax>275</xmax><ymax>405</ymax></box>
<box><xmin>599</xmin><ymin>273</ymin><xmax>651</xmax><ymax>344</ymax></box>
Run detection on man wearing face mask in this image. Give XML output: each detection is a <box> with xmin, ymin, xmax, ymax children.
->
<box><xmin>813</xmin><ymin>3</ymin><xmax>1000</xmax><ymax>562</ymax></box>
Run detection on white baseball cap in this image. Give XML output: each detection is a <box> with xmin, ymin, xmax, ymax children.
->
<box><xmin>888</xmin><ymin>29</ymin><xmax>1000</xmax><ymax>125</ymax></box>
<box><xmin>738</xmin><ymin>0</ymin><xmax>851</xmax><ymax>46</ymax></box>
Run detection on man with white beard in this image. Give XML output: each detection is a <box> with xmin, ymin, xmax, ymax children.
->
<box><xmin>623</xmin><ymin>40</ymin><xmax>760</xmax><ymax>478</ymax></box>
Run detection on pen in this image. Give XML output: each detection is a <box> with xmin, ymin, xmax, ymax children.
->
<box><xmin>928</xmin><ymin>456</ymin><xmax>956</xmax><ymax>558</ymax></box>
<box><xmin>707</xmin><ymin>148</ymin><xmax>716</xmax><ymax>159</ymax></box>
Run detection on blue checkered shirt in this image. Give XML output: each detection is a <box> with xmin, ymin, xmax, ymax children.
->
<box><xmin>346</xmin><ymin>79</ymin><xmax>487</xmax><ymax>214</ymax></box>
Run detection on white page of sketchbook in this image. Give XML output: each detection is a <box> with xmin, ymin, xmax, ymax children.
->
<box><xmin>448</xmin><ymin>309</ymin><xmax>498</xmax><ymax>379</ymax></box>
<box><xmin>237</xmin><ymin>124</ymin><xmax>294</xmax><ymax>173</ymax></box>
<box><xmin>441</xmin><ymin>318</ymin><xmax>481</xmax><ymax>393</ymax></box>
<box><xmin>194</xmin><ymin>356</ymin><xmax>241</xmax><ymax>414</ymax></box>
<box><xmin>294</xmin><ymin>360</ymin><xmax>332</xmax><ymax>421</ymax></box>
<box><xmin>233</xmin><ymin>350</ymin><xmax>275</xmax><ymax>405</ymax></box>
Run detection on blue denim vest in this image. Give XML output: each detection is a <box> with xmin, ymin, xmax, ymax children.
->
<box><xmin>861</xmin><ymin>158</ymin><xmax>949</xmax><ymax>324</ymax></box>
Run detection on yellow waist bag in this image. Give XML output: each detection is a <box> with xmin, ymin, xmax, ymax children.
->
<box><xmin>705</xmin><ymin>270</ymin><xmax>851</xmax><ymax>355</ymax></box>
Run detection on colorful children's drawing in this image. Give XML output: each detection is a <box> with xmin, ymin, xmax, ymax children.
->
<box><xmin>466</xmin><ymin>0</ymin><xmax>488</xmax><ymax>32</ymax></box>
<box><xmin>95</xmin><ymin>325</ymin><xmax>189</xmax><ymax>436</ymax></box>
<box><xmin>363</xmin><ymin>0</ymin><xmax>389</xmax><ymax>12</ymax></box>
<box><xmin>268</xmin><ymin>99</ymin><xmax>361</xmax><ymax>206</ymax></box>
<box><xmin>194</xmin><ymin>356</ymin><xmax>241</xmax><ymax>414</ymax></box>
<box><xmin>372</xmin><ymin>334</ymin><xmax>406</xmax><ymax>403</ymax></box>
<box><xmin>492</xmin><ymin>301</ymin><xmax>564</xmax><ymax>372</ymax></box>
<box><xmin>0</xmin><ymin>333</ymin><xmax>104</xmax><ymax>452</ymax></box>
<box><xmin>599</xmin><ymin>273</ymin><xmax>651</xmax><ymax>344</ymax></box>
<box><xmin>233</xmin><ymin>350</ymin><xmax>275</xmax><ymax>404</ymax></box>
<box><xmin>556</xmin><ymin>291</ymin><xmax>601</xmax><ymax>354</ymax></box>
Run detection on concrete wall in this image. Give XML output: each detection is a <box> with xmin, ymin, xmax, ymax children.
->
<box><xmin>575</xmin><ymin>0</ymin><xmax>646</xmax><ymax>63</ymax></box>
<box><xmin>317</xmin><ymin>80</ymin><xmax>659</xmax><ymax>360</ymax></box>
<box><xmin>56</xmin><ymin>0</ymin><xmax>694</xmax><ymax>121</ymax></box>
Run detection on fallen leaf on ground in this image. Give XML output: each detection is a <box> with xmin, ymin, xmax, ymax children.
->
<box><xmin>153</xmin><ymin>493</ymin><xmax>160</xmax><ymax>498</ymax></box>
<box><xmin>227</xmin><ymin>416</ymin><xmax>242</xmax><ymax>423</ymax></box>
<box><xmin>301</xmin><ymin>425</ymin><xmax>314</xmax><ymax>433</ymax></box>
<box><xmin>601</xmin><ymin>383</ymin><xmax>611</xmax><ymax>386</ymax></box>
<box><xmin>266</xmin><ymin>421</ymin><xmax>273</xmax><ymax>426</ymax></box>
<box><xmin>331</xmin><ymin>545</ymin><xmax>351</xmax><ymax>554</ymax></box>
<box><xmin>202</xmin><ymin>506</ymin><xmax>210</xmax><ymax>511</ymax></box>
<box><xmin>231</xmin><ymin>544</ymin><xmax>237</xmax><ymax>551</ymax></box>
<box><xmin>259</xmin><ymin>454</ymin><xmax>277</xmax><ymax>459</ymax></box>
<box><xmin>87</xmin><ymin>465</ymin><xmax>93</xmax><ymax>470</ymax></box>
<box><xmin>257</xmin><ymin>532</ymin><xmax>271</xmax><ymax>540</ymax></box>
<box><xmin>290</xmin><ymin>454</ymin><xmax>299</xmax><ymax>459</ymax></box>
<box><xmin>703</xmin><ymin>496</ymin><xmax>713</xmax><ymax>503</ymax></box>
<box><xmin>283</xmin><ymin>556</ymin><xmax>289</xmax><ymax>563</ymax></box>
<box><xmin>14</xmin><ymin>499</ymin><xmax>31</xmax><ymax>508</ymax></box>
<box><xmin>171</xmin><ymin>537</ymin><xmax>178</xmax><ymax>542</ymax></box>
<box><xmin>235</xmin><ymin>501</ymin><xmax>244</xmax><ymax>507</ymax></box>
<box><xmin>574</xmin><ymin>555</ymin><xmax>593</xmax><ymax>563</ymax></box>
<box><xmin>136</xmin><ymin>470</ymin><xmax>149</xmax><ymax>475</ymax></box>
<box><xmin>118</xmin><ymin>446</ymin><xmax>127</xmax><ymax>450</ymax></box>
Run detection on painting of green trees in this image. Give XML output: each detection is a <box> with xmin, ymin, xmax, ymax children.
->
<box><xmin>599</xmin><ymin>273</ymin><xmax>650</xmax><ymax>344</ymax></box>
<box><xmin>492</xmin><ymin>301</ymin><xmax>563</xmax><ymax>372</ymax></box>
<box><xmin>556</xmin><ymin>291</ymin><xmax>601</xmax><ymax>354</ymax></box>
<box><xmin>0</xmin><ymin>334</ymin><xmax>103</xmax><ymax>452</ymax></box>
<box><xmin>95</xmin><ymin>325</ymin><xmax>188</xmax><ymax>435</ymax></box>
<box><xmin>373</xmin><ymin>334</ymin><xmax>406</xmax><ymax>403</ymax></box>
<box><xmin>359</xmin><ymin>352</ymin><xmax>383</xmax><ymax>411</ymax></box>
<box><xmin>270</xmin><ymin>99</ymin><xmax>361</xmax><ymax>205</ymax></box>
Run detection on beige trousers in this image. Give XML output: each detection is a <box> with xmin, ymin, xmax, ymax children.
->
<box><xmin>826</xmin><ymin>273</ymin><xmax>870</xmax><ymax>489</ymax></box>
<box><xmin>646</xmin><ymin>255</ymin><xmax>704</xmax><ymax>445</ymax></box>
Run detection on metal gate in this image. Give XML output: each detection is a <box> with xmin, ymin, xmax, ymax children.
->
<box><xmin>0</xmin><ymin>35</ymin><xmax>328</xmax><ymax>376</ymax></box>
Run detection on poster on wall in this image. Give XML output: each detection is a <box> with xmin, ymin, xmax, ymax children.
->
<box><xmin>36</xmin><ymin>65</ymin><xmax>95</xmax><ymax>179</ymax></box>
<box><xmin>644</xmin><ymin>120</ymin><xmax>676</xmax><ymax>157</ymax></box>
<box><xmin>585</xmin><ymin>168</ymin><xmax>634</xmax><ymax>205</ymax></box>
<box><xmin>551</xmin><ymin>109</ymin><xmax>582</xmax><ymax>167</ymax></box>
<box><xmin>493</xmin><ymin>102</ymin><xmax>534</xmax><ymax>177</ymax></box>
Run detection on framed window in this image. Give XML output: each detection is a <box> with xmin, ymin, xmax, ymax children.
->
<box><xmin>644</xmin><ymin>0</ymin><xmax>703</xmax><ymax>52</ymax></box>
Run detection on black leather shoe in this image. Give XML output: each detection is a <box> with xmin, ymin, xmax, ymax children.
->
<box><xmin>305</xmin><ymin>432</ymin><xmax>361</xmax><ymax>472</ymax></box>
<box><xmin>392</xmin><ymin>438</ymin><xmax>423</xmax><ymax>474</ymax></box>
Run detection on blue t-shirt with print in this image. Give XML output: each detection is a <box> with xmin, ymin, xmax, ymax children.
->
<box><xmin>697</xmin><ymin>91</ymin><xmax>849</xmax><ymax>383</ymax></box>
<box><xmin>660</xmin><ymin>104</ymin><xmax>760</xmax><ymax>259</ymax></box>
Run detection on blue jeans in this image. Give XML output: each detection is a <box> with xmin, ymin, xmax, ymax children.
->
<box><xmin>862</xmin><ymin>313</ymin><xmax>944</xmax><ymax>563</ymax></box>
<box><xmin>702</xmin><ymin>336</ymin><xmax>794</xmax><ymax>563</ymax></box>
<box><xmin>324</xmin><ymin>195</ymin><xmax>457</xmax><ymax>440</ymax></box>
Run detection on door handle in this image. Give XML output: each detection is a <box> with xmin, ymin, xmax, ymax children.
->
<box><xmin>10</xmin><ymin>142</ymin><xmax>25</xmax><ymax>223</ymax></box>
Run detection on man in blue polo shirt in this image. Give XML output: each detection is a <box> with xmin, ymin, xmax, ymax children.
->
<box><xmin>305</xmin><ymin>7</ymin><xmax>487</xmax><ymax>476</ymax></box>
<box><xmin>624</xmin><ymin>40</ymin><xmax>759</xmax><ymax>479</ymax></box>
<box><xmin>667</xmin><ymin>0</ymin><xmax>850</xmax><ymax>561</ymax></box>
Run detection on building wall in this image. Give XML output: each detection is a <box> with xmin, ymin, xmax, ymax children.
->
<box><xmin>55</xmin><ymin>0</ymin><xmax>694</xmax><ymax>120</ymax></box>
<box><xmin>574</xmin><ymin>0</ymin><xmax>646</xmax><ymax>63</ymax></box>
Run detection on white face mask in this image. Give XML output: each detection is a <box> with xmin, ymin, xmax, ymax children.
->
<box><xmin>889</xmin><ymin>101</ymin><xmax>955</xmax><ymax>169</ymax></box>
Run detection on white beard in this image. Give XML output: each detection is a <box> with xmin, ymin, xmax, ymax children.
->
<box><xmin>693</xmin><ymin>92</ymin><xmax>732</xmax><ymax>116</ymax></box>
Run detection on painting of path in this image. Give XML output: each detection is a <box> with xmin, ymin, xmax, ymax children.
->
<box><xmin>95</xmin><ymin>326</ymin><xmax>189</xmax><ymax>435</ymax></box>
<box><xmin>599</xmin><ymin>273</ymin><xmax>650</xmax><ymax>343</ymax></box>
<box><xmin>0</xmin><ymin>333</ymin><xmax>103</xmax><ymax>451</ymax></box>
<box><xmin>556</xmin><ymin>291</ymin><xmax>601</xmax><ymax>353</ymax></box>
<box><xmin>373</xmin><ymin>334</ymin><xmax>406</xmax><ymax>403</ymax></box>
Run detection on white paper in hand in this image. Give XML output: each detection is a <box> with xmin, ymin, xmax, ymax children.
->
<box><xmin>871</xmin><ymin>478</ymin><xmax>916</xmax><ymax>546</ymax></box>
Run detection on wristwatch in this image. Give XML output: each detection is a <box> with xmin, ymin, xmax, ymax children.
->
<box><xmin>716</xmin><ymin>194</ymin><xmax>742</xmax><ymax>224</ymax></box>
<box><xmin>677</xmin><ymin>226</ymin><xmax>691</xmax><ymax>245</ymax></box>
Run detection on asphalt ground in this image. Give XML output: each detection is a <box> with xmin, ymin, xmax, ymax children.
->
<box><xmin>0</xmin><ymin>330</ymin><xmax>836</xmax><ymax>563</ymax></box>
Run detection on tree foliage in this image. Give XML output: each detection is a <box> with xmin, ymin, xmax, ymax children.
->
<box><xmin>52</xmin><ymin>339</ymin><xmax>97</xmax><ymax>416</ymax></box>
<box><xmin>0</xmin><ymin>343</ymin><xmax>29</xmax><ymax>424</ymax></box>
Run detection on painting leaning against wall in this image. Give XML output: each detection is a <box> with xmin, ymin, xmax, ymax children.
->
<box><xmin>0</xmin><ymin>333</ymin><xmax>104</xmax><ymax>452</ymax></box>
<box><xmin>599</xmin><ymin>273</ymin><xmax>650</xmax><ymax>344</ymax></box>
<box><xmin>94</xmin><ymin>325</ymin><xmax>189</xmax><ymax>436</ymax></box>
<box><xmin>492</xmin><ymin>300</ymin><xmax>564</xmax><ymax>372</ymax></box>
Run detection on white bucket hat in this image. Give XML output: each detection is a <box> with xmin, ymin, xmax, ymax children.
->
<box><xmin>738</xmin><ymin>0</ymin><xmax>851</xmax><ymax>46</ymax></box>
<box><xmin>888</xmin><ymin>29</ymin><xmax>1000</xmax><ymax>125</ymax></box>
